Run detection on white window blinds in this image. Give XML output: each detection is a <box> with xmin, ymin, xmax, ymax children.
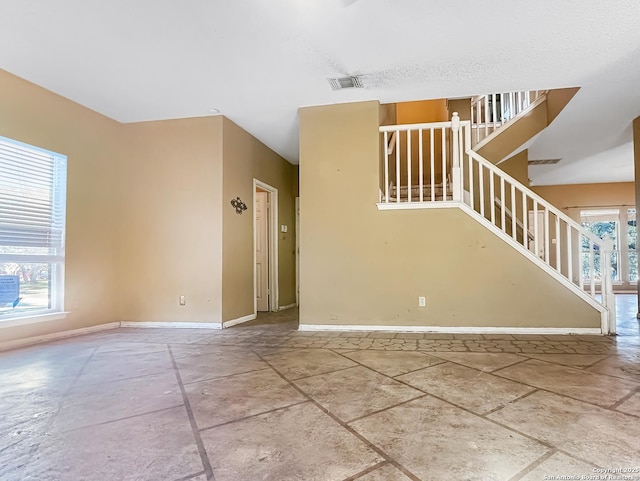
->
<box><xmin>0</xmin><ymin>136</ymin><xmax>67</xmax><ymax>257</ymax></box>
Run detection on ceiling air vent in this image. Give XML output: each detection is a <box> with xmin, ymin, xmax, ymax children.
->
<box><xmin>328</xmin><ymin>76</ymin><xmax>364</xmax><ymax>90</ymax></box>
<box><xmin>528</xmin><ymin>158</ymin><xmax>562</xmax><ymax>165</ymax></box>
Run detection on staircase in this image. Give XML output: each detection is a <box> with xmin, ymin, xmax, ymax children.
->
<box><xmin>378</xmin><ymin>106</ymin><xmax>616</xmax><ymax>334</ymax></box>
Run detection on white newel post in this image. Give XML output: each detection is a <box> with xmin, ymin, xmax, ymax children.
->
<box><xmin>602</xmin><ymin>235</ymin><xmax>616</xmax><ymax>335</ymax></box>
<box><xmin>451</xmin><ymin>112</ymin><xmax>462</xmax><ymax>202</ymax></box>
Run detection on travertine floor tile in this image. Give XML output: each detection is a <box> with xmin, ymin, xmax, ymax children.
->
<box><xmin>342</xmin><ymin>350</ymin><xmax>444</xmax><ymax>377</ymax></box>
<box><xmin>488</xmin><ymin>390</ymin><xmax>640</xmax><ymax>466</ymax></box>
<box><xmin>176</xmin><ymin>351</ymin><xmax>268</xmax><ymax>384</ymax></box>
<box><xmin>75</xmin><ymin>349</ymin><xmax>174</xmax><ymax>386</ymax></box>
<box><xmin>397</xmin><ymin>362</ymin><xmax>534</xmax><ymax>414</ymax></box>
<box><xmin>185</xmin><ymin>368</ymin><xmax>306</xmax><ymax>429</ymax></box>
<box><xmin>201</xmin><ymin>402</ymin><xmax>382</xmax><ymax>481</ymax></box>
<box><xmin>261</xmin><ymin>348</ymin><xmax>357</xmax><ymax>380</ymax></box>
<box><xmin>615</xmin><ymin>392</ymin><xmax>640</xmax><ymax>417</ymax></box>
<box><xmin>24</xmin><ymin>406</ymin><xmax>202</xmax><ymax>481</ymax></box>
<box><xmin>294</xmin><ymin>366</ymin><xmax>422</xmax><ymax>422</ymax></box>
<box><xmin>517</xmin><ymin>452</ymin><xmax>596</xmax><ymax>481</ymax></box>
<box><xmin>93</xmin><ymin>341</ymin><xmax>169</xmax><ymax>356</ymax></box>
<box><xmin>170</xmin><ymin>343</ymin><xmax>251</xmax><ymax>359</ymax></box>
<box><xmin>0</xmin><ymin>391</ymin><xmax>55</xmax><ymax>481</ymax></box>
<box><xmin>355</xmin><ymin>463</ymin><xmax>413</xmax><ymax>480</ymax></box>
<box><xmin>350</xmin><ymin>396</ymin><xmax>547</xmax><ymax>481</ymax></box>
<box><xmin>0</xmin><ymin>349</ymin><xmax>94</xmax><ymax>394</ymax></box>
<box><xmin>429</xmin><ymin>351</ymin><xmax>526</xmax><ymax>371</ymax></box>
<box><xmin>495</xmin><ymin>359</ymin><xmax>639</xmax><ymax>407</ymax></box>
<box><xmin>519</xmin><ymin>353</ymin><xmax>609</xmax><ymax>367</ymax></box>
<box><xmin>54</xmin><ymin>370</ymin><xmax>183</xmax><ymax>431</ymax></box>
<box><xmin>587</xmin><ymin>354</ymin><xmax>640</xmax><ymax>382</ymax></box>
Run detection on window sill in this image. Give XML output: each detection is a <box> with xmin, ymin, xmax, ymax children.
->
<box><xmin>0</xmin><ymin>311</ymin><xmax>69</xmax><ymax>329</ymax></box>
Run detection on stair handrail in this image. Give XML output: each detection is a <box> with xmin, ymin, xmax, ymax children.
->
<box><xmin>464</xmin><ymin>149</ymin><xmax>607</xmax><ymax>249</ymax></box>
<box><xmin>377</xmin><ymin>113</ymin><xmax>615</xmax><ymax>333</ymax></box>
<box><xmin>456</xmin><ymin>114</ymin><xmax>615</xmax><ymax>331</ymax></box>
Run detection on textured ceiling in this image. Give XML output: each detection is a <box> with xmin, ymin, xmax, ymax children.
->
<box><xmin>1</xmin><ymin>0</ymin><xmax>640</xmax><ymax>185</ymax></box>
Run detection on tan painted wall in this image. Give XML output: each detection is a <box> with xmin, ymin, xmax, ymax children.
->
<box><xmin>546</xmin><ymin>87</ymin><xmax>580</xmax><ymax>124</ymax></box>
<box><xmin>299</xmin><ymin>100</ymin><xmax>600</xmax><ymax>328</ymax></box>
<box><xmin>447</xmin><ymin>99</ymin><xmax>472</xmax><ymax>121</ymax></box>
<box><xmin>379</xmin><ymin>103</ymin><xmax>397</xmax><ymax>126</ymax></box>
<box><xmin>396</xmin><ymin>99</ymin><xmax>448</xmax><ymax>124</ymax></box>
<box><xmin>0</xmin><ymin>69</ymin><xmax>121</xmax><ymax>343</ymax></box>
<box><xmin>499</xmin><ymin>150</ymin><xmax>530</xmax><ymax>187</ymax></box>
<box><xmin>0</xmin><ymin>69</ymin><xmax>295</xmax><ymax>343</ymax></box>
<box><xmin>118</xmin><ymin>117</ymin><xmax>224</xmax><ymax>323</ymax></box>
<box><xmin>222</xmin><ymin>118</ymin><xmax>297</xmax><ymax>322</ymax></box>
<box><xmin>533</xmin><ymin>182</ymin><xmax>635</xmax><ymax>212</ymax></box>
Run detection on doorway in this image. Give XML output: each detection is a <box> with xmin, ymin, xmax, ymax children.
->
<box><xmin>254</xmin><ymin>180</ymin><xmax>278</xmax><ymax>314</ymax></box>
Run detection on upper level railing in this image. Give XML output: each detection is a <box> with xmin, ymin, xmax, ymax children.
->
<box><xmin>378</xmin><ymin>113</ymin><xmax>615</xmax><ymax>333</ymax></box>
<box><xmin>471</xmin><ymin>90</ymin><xmax>546</xmax><ymax>146</ymax></box>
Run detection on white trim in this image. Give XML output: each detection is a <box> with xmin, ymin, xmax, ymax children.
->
<box><xmin>298</xmin><ymin>324</ymin><xmax>603</xmax><ymax>335</ymax></box>
<box><xmin>0</xmin><ymin>322</ymin><xmax>120</xmax><ymax>352</ymax></box>
<box><xmin>295</xmin><ymin>196</ymin><xmax>300</xmax><ymax>307</ymax></box>
<box><xmin>278</xmin><ymin>303</ymin><xmax>296</xmax><ymax>311</ymax></box>
<box><xmin>0</xmin><ymin>311</ymin><xmax>69</xmax><ymax>329</ymax></box>
<box><xmin>120</xmin><ymin>321</ymin><xmax>222</xmax><ymax>329</ymax></box>
<box><xmin>254</xmin><ymin>179</ymin><xmax>279</xmax><ymax>316</ymax></box>
<box><xmin>222</xmin><ymin>314</ymin><xmax>256</xmax><ymax>328</ymax></box>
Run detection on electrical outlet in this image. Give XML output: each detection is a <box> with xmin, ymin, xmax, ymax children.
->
<box><xmin>179</xmin><ymin>295</ymin><xmax>186</xmax><ymax>306</ymax></box>
<box><xmin>418</xmin><ymin>296</ymin><xmax>426</xmax><ymax>307</ymax></box>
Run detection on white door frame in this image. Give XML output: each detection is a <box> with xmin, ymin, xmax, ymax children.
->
<box><xmin>253</xmin><ymin>179</ymin><xmax>279</xmax><ymax>315</ymax></box>
<box><xmin>295</xmin><ymin>196</ymin><xmax>300</xmax><ymax>307</ymax></box>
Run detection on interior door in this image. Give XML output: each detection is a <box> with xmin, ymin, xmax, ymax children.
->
<box><xmin>255</xmin><ymin>191</ymin><xmax>269</xmax><ymax>311</ymax></box>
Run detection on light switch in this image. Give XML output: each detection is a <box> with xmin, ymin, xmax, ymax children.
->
<box><xmin>281</xmin><ymin>225</ymin><xmax>288</xmax><ymax>233</ymax></box>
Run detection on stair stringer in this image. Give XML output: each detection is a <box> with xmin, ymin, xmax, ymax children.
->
<box><xmin>455</xmin><ymin>201</ymin><xmax>609</xmax><ymax>334</ymax></box>
<box><xmin>474</xmin><ymin>94</ymin><xmax>548</xmax><ymax>164</ymax></box>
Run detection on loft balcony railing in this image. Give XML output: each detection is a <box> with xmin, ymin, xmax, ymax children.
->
<box><xmin>471</xmin><ymin>90</ymin><xmax>546</xmax><ymax>146</ymax></box>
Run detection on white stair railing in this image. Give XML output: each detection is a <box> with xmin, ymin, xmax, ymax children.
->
<box><xmin>471</xmin><ymin>90</ymin><xmax>546</xmax><ymax>146</ymax></box>
<box><xmin>378</xmin><ymin>112</ymin><xmax>616</xmax><ymax>333</ymax></box>
<box><xmin>379</xmin><ymin>121</ymin><xmax>460</xmax><ymax>203</ymax></box>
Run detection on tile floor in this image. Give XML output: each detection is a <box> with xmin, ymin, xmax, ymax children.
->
<box><xmin>1</xmin><ymin>295</ymin><xmax>639</xmax><ymax>480</ymax></box>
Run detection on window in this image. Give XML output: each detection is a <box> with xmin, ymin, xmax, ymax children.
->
<box><xmin>0</xmin><ymin>136</ymin><xmax>67</xmax><ymax>320</ymax></box>
<box><xmin>580</xmin><ymin>208</ymin><xmax>637</xmax><ymax>286</ymax></box>
<box><xmin>627</xmin><ymin>209</ymin><xmax>637</xmax><ymax>282</ymax></box>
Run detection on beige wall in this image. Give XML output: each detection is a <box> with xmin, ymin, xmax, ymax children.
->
<box><xmin>222</xmin><ymin>118</ymin><xmax>297</xmax><ymax>322</ymax></box>
<box><xmin>118</xmin><ymin>117</ymin><xmax>224</xmax><ymax>323</ymax></box>
<box><xmin>299</xmin><ymin>100</ymin><xmax>600</xmax><ymax>329</ymax></box>
<box><xmin>0</xmin><ymin>69</ymin><xmax>121</xmax><ymax>343</ymax></box>
<box><xmin>533</xmin><ymin>182</ymin><xmax>635</xmax><ymax>214</ymax></box>
<box><xmin>546</xmin><ymin>87</ymin><xmax>580</xmax><ymax>124</ymax></box>
<box><xmin>447</xmin><ymin>99</ymin><xmax>471</xmax><ymax>121</ymax></box>
<box><xmin>396</xmin><ymin>99</ymin><xmax>448</xmax><ymax>124</ymax></box>
<box><xmin>0</xmin><ymin>69</ymin><xmax>296</xmax><ymax>343</ymax></box>
<box><xmin>499</xmin><ymin>150</ymin><xmax>530</xmax><ymax>187</ymax></box>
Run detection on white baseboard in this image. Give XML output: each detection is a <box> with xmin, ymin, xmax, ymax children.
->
<box><xmin>222</xmin><ymin>314</ymin><xmax>256</xmax><ymax>328</ymax></box>
<box><xmin>0</xmin><ymin>322</ymin><xmax>121</xmax><ymax>352</ymax></box>
<box><xmin>278</xmin><ymin>303</ymin><xmax>297</xmax><ymax>311</ymax></box>
<box><xmin>120</xmin><ymin>321</ymin><xmax>222</xmax><ymax>329</ymax></box>
<box><xmin>298</xmin><ymin>324</ymin><xmax>603</xmax><ymax>335</ymax></box>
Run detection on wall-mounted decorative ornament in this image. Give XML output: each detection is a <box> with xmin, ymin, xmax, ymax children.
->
<box><xmin>231</xmin><ymin>197</ymin><xmax>247</xmax><ymax>215</ymax></box>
